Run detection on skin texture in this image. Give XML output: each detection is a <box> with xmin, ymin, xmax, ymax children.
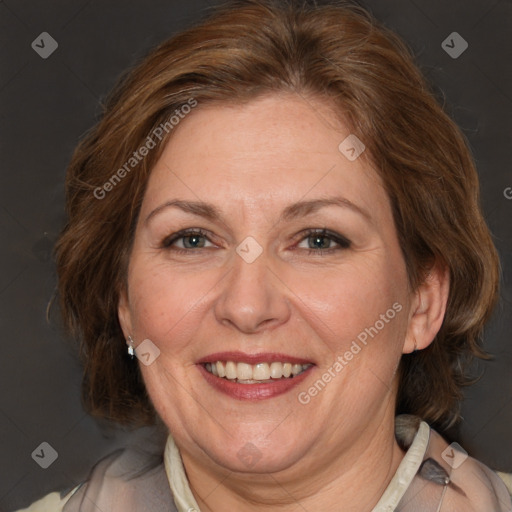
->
<box><xmin>118</xmin><ymin>93</ymin><xmax>449</xmax><ymax>511</ymax></box>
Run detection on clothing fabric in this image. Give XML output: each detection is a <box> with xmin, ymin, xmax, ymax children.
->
<box><xmin>14</xmin><ymin>415</ymin><xmax>512</xmax><ymax>512</ymax></box>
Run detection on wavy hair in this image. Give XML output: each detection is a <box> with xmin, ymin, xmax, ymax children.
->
<box><xmin>54</xmin><ymin>0</ymin><xmax>500</xmax><ymax>430</ymax></box>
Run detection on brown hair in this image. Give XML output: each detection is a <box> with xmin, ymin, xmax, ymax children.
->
<box><xmin>54</xmin><ymin>0</ymin><xmax>500</xmax><ymax>430</ymax></box>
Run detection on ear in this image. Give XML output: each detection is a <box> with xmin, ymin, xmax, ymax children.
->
<box><xmin>118</xmin><ymin>287</ymin><xmax>134</xmax><ymax>340</ymax></box>
<box><xmin>403</xmin><ymin>261</ymin><xmax>450</xmax><ymax>354</ymax></box>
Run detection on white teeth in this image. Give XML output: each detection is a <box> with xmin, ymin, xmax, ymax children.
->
<box><xmin>225</xmin><ymin>361</ymin><xmax>237</xmax><ymax>380</ymax></box>
<box><xmin>237</xmin><ymin>362</ymin><xmax>253</xmax><ymax>380</ymax></box>
<box><xmin>269</xmin><ymin>362</ymin><xmax>282</xmax><ymax>379</ymax></box>
<box><xmin>253</xmin><ymin>363</ymin><xmax>270</xmax><ymax>380</ymax></box>
<box><xmin>291</xmin><ymin>364</ymin><xmax>302</xmax><ymax>376</ymax></box>
<box><xmin>216</xmin><ymin>361</ymin><xmax>226</xmax><ymax>378</ymax></box>
<box><xmin>204</xmin><ymin>360</ymin><xmax>312</xmax><ymax>381</ymax></box>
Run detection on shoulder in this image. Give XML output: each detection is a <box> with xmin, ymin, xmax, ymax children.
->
<box><xmin>424</xmin><ymin>425</ymin><xmax>512</xmax><ymax>511</ymax></box>
<box><xmin>392</xmin><ymin>415</ymin><xmax>512</xmax><ymax>511</ymax></box>
<box><xmin>12</xmin><ymin>486</ymin><xmax>81</xmax><ymax>512</ymax></box>
<box><xmin>13</xmin><ymin>445</ymin><xmax>171</xmax><ymax>512</ymax></box>
<box><xmin>11</xmin><ymin>448</ymin><xmax>138</xmax><ymax>512</ymax></box>
<box><xmin>497</xmin><ymin>471</ymin><xmax>512</xmax><ymax>497</ymax></box>
<box><xmin>63</xmin><ymin>445</ymin><xmax>176</xmax><ymax>511</ymax></box>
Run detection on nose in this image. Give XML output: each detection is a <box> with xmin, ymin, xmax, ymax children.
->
<box><xmin>214</xmin><ymin>248</ymin><xmax>291</xmax><ymax>334</ymax></box>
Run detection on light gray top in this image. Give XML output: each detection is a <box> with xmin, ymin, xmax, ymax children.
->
<box><xmin>15</xmin><ymin>415</ymin><xmax>512</xmax><ymax>512</ymax></box>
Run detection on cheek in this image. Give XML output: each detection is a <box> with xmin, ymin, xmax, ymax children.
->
<box><xmin>301</xmin><ymin>259</ymin><xmax>404</xmax><ymax>341</ymax></box>
<box><xmin>127</xmin><ymin>259</ymin><xmax>218</xmax><ymax>354</ymax></box>
<box><xmin>289</xmin><ymin>262</ymin><xmax>408</xmax><ymax>396</ymax></box>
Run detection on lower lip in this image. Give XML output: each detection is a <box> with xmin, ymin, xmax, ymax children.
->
<box><xmin>197</xmin><ymin>364</ymin><xmax>314</xmax><ymax>400</ymax></box>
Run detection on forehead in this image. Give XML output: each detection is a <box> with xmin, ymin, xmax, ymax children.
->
<box><xmin>141</xmin><ymin>93</ymin><xmax>390</xmax><ymax>223</ymax></box>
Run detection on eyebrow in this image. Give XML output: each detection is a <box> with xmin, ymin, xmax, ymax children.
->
<box><xmin>144</xmin><ymin>196</ymin><xmax>372</xmax><ymax>226</ymax></box>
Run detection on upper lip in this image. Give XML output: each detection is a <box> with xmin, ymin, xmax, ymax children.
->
<box><xmin>196</xmin><ymin>351</ymin><xmax>315</xmax><ymax>365</ymax></box>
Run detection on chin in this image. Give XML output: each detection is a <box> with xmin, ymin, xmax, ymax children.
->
<box><xmin>197</xmin><ymin>427</ymin><xmax>308</xmax><ymax>475</ymax></box>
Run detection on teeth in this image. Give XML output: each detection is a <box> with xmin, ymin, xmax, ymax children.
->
<box><xmin>291</xmin><ymin>364</ymin><xmax>302</xmax><ymax>376</ymax></box>
<box><xmin>204</xmin><ymin>361</ymin><xmax>312</xmax><ymax>381</ymax></box>
<box><xmin>216</xmin><ymin>361</ymin><xmax>225</xmax><ymax>378</ymax></box>
<box><xmin>237</xmin><ymin>362</ymin><xmax>253</xmax><ymax>380</ymax></box>
<box><xmin>269</xmin><ymin>362</ymin><xmax>282</xmax><ymax>379</ymax></box>
<box><xmin>253</xmin><ymin>363</ymin><xmax>270</xmax><ymax>380</ymax></box>
<box><xmin>225</xmin><ymin>361</ymin><xmax>237</xmax><ymax>379</ymax></box>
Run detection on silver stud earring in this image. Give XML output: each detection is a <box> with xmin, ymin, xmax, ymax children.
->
<box><xmin>127</xmin><ymin>336</ymin><xmax>136</xmax><ymax>359</ymax></box>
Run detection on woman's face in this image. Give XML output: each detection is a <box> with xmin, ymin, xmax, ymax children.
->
<box><xmin>119</xmin><ymin>93</ymin><xmax>416</xmax><ymax>475</ymax></box>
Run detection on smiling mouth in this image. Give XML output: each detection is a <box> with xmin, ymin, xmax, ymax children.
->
<box><xmin>203</xmin><ymin>361</ymin><xmax>313</xmax><ymax>384</ymax></box>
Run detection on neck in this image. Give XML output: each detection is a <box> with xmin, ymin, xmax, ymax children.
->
<box><xmin>179</xmin><ymin>403</ymin><xmax>406</xmax><ymax>511</ymax></box>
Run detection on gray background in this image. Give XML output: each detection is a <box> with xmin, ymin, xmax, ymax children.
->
<box><xmin>1</xmin><ymin>0</ymin><xmax>511</xmax><ymax>509</ymax></box>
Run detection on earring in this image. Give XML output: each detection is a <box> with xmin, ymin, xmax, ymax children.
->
<box><xmin>127</xmin><ymin>336</ymin><xmax>136</xmax><ymax>359</ymax></box>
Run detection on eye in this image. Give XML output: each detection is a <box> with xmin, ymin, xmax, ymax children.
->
<box><xmin>296</xmin><ymin>228</ymin><xmax>351</xmax><ymax>255</ymax></box>
<box><xmin>161</xmin><ymin>228</ymin><xmax>215</xmax><ymax>253</ymax></box>
<box><xmin>160</xmin><ymin>227</ymin><xmax>350</xmax><ymax>256</ymax></box>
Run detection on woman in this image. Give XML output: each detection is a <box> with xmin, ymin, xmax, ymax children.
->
<box><xmin>16</xmin><ymin>0</ymin><xmax>512</xmax><ymax>510</ymax></box>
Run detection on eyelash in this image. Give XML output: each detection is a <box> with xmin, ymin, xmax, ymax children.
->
<box><xmin>161</xmin><ymin>228</ymin><xmax>351</xmax><ymax>256</ymax></box>
<box><xmin>298</xmin><ymin>228</ymin><xmax>351</xmax><ymax>255</ymax></box>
